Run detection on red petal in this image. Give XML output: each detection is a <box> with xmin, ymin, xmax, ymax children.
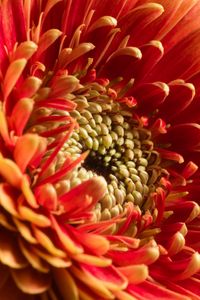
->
<box><xmin>59</xmin><ymin>177</ymin><xmax>107</xmax><ymax>213</ymax></box>
<box><xmin>127</xmin><ymin>280</ymin><xmax>190</xmax><ymax>300</ymax></box>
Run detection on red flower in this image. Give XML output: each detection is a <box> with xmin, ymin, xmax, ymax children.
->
<box><xmin>0</xmin><ymin>1</ymin><xmax>200</xmax><ymax>299</ymax></box>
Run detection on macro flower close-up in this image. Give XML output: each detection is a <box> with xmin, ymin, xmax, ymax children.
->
<box><xmin>1</xmin><ymin>0</ymin><xmax>200</xmax><ymax>299</ymax></box>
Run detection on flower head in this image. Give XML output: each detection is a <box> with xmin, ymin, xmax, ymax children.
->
<box><xmin>0</xmin><ymin>0</ymin><xmax>200</xmax><ymax>299</ymax></box>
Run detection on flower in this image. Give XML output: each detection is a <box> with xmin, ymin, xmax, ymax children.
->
<box><xmin>0</xmin><ymin>0</ymin><xmax>200</xmax><ymax>299</ymax></box>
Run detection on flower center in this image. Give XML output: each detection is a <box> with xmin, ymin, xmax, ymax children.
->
<box><xmin>57</xmin><ymin>80</ymin><xmax>165</xmax><ymax>221</ymax></box>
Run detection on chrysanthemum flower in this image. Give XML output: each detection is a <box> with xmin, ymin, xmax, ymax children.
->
<box><xmin>0</xmin><ymin>0</ymin><xmax>200</xmax><ymax>299</ymax></box>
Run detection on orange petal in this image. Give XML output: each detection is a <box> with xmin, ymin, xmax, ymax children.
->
<box><xmin>10</xmin><ymin>98</ymin><xmax>34</xmax><ymax>136</ymax></box>
<box><xmin>11</xmin><ymin>267</ymin><xmax>51</xmax><ymax>294</ymax></box>
<box><xmin>73</xmin><ymin>253</ymin><xmax>111</xmax><ymax>267</ymax></box>
<box><xmin>50</xmin><ymin>215</ymin><xmax>83</xmax><ymax>255</ymax></box>
<box><xmin>0</xmin><ymin>105</ymin><xmax>10</xmax><ymax>144</ymax></box>
<box><xmin>3</xmin><ymin>58</ymin><xmax>27</xmax><ymax>100</ymax></box>
<box><xmin>0</xmin><ymin>184</ymin><xmax>19</xmax><ymax>217</ymax></box>
<box><xmin>60</xmin><ymin>43</ymin><xmax>95</xmax><ymax>67</ymax></box>
<box><xmin>74</xmin><ymin>230</ymin><xmax>110</xmax><ymax>256</ymax></box>
<box><xmin>14</xmin><ymin>134</ymin><xmax>44</xmax><ymax>172</ymax></box>
<box><xmin>21</xmin><ymin>176</ymin><xmax>39</xmax><ymax>208</ymax></box>
<box><xmin>19</xmin><ymin>238</ymin><xmax>49</xmax><ymax>273</ymax></box>
<box><xmin>115</xmin><ymin>290</ymin><xmax>138</xmax><ymax>300</ymax></box>
<box><xmin>32</xmin><ymin>225</ymin><xmax>66</xmax><ymax>258</ymax></box>
<box><xmin>18</xmin><ymin>76</ymin><xmax>42</xmax><ymax>98</ymax></box>
<box><xmin>71</xmin><ymin>265</ymin><xmax>114</xmax><ymax>299</ymax></box>
<box><xmin>13</xmin><ymin>217</ymin><xmax>38</xmax><ymax>244</ymax></box>
<box><xmin>0</xmin><ymin>211</ymin><xmax>16</xmax><ymax>231</ymax></box>
<box><xmin>59</xmin><ymin>176</ymin><xmax>107</xmax><ymax>213</ymax></box>
<box><xmin>50</xmin><ymin>75</ymin><xmax>80</xmax><ymax>98</ymax></box>
<box><xmin>32</xmin><ymin>247</ymin><xmax>71</xmax><ymax>268</ymax></box>
<box><xmin>35</xmin><ymin>183</ymin><xmax>58</xmax><ymax>211</ymax></box>
<box><xmin>0</xmin><ymin>158</ymin><xmax>23</xmax><ymax>188</ymax></box>
<box><xmin>53</xmin><ymin>268</ymin><xmax>79</xmax><ymax>300</ymax></box>
<box><xmin>19</xmin><ymin>76</ymin><xmax>42</xmax><ymax>99</ymax></box>
<box><xmin>36</xmin><ymin>29</ymin><xmax>62</xmax><ymax>58</ymax></box>
<box><xmin>18</xmin><ymin>206</ymin><xmax>51</xmax><ymax>227</ymax></box>
<box><xmin>0</xmin><ymin>232</ymin><xmax>27</xmax><ymax>269</ymax></box>
<box><xmin>14</xmin><ymin>41</ymin><xmax>37</xmax><ymax>60</ymax></box>
<box><xmin>118</xmin><ymin>265</ymin><xmax>148</xmax><ymax>284</ymax></box>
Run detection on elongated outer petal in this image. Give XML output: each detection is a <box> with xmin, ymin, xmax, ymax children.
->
<box><xmin>0</xmin><ymin>158</ymin><xmax>23</xmax><ymax>188</ymax></box>
<box><xmin>3</xmin><ymin>59</ymin><xmax>27</xmax><ymax>100</ymax></box>
<box><xmin>71</xmin><ymin>228</ymin><xmax>110</xmax><ymax>256</ymax></box>
<box><xmin>59</xmin><ymin>177</ymin><xmax>107</xmax><ymax>213</ymax></box>
<box><xmin>88</xmin><ymin>16</ymin><xmax>117</xmax><ymax>32</ymax></box>
<box><xmin>71</xmin><ymin>264</ymin><xmax>122</xmax><ymax>299</ymax></box>
<box><xmin>158</xmin><ymin>81</ymin><xmax>195</xmax><ymax>121</ymax></box>
<box><xmin>134</xmin><ymin>82</ymin><xmax>169</xmax><ymax>114</ymax></box>
<box><xmin>18</xmin><ymin>238</ymin><xmax>49</xmax><ymax>273</ymax></box>
<box><xmin>0</xmin><ymin>105</ymin><xmax>10</xmax><ymax>144</ymax></box>
<box><xmin>14</xmin><ymin>41</ymin><xmax>37</xmax><ymax>60</ymax></box>
<box><xmin>73</xmin><ymin>253</ymin><xmax>111</xmax><ymax>267</ymax></box>
<box><xmin>79</xmin><ymin>264</ymin><xmax>128</xmax><ymax>292</ymax></box>
<box><xmin>32</xmin><ymin>247</ymin><xmax>71</xmax><ymax>268</ymax></box>
<box><xmin>59</xmin><ymin>43</ymin><xmax>95</xmax><ymax>67</ymax></box>
<box><xmin>18</xmin><ymin>76</ymin><xmax>42</xmax><ymax>98</ymax></box>
<box><xmin>50</xmin><ymin>75</ymin><xmax>80</xmax><ymax>97</ymax></box>
<box><xmin>118</xmin><ymin>265</ymin><xmax>148</xmax><ymax>284</ymax></box>
<box><xmin>118</xmin><ymin>3</ymin><xmax>164</xmax><ymax>46</ymax></box>
<box><xmin>36</xmin><ymin>29</ymin><xmax>62</xmax><ymax>58</ymax></box>
<box><xmin>158</xmin><ymin>123</ymin><xmax>200</xmax><ymax>151</ymax></box>
<box><xmin>0</xmin><ymin>232</ymin><xmax>27</xmax><ymax>269</ymax></box>
<box><xmin>101</xmin><ymin>47</ymin><xmax>142</xmax><ymax>79</ymax></box>
<box><xmin>14</xmin><ymin>134</ymin><xmax>45</xmax><ymax>172</ymax></box>
<box><xmin>11</xmin><ymin>267</ymin><xmax>51</xmax><ymax>294</ymax></box>
<box><xmin>108</xmin><ymin>241</ymin><xmax>159</xmax><ymax>266</ymax></box>
<box><xmin>53</xmin><ymin>268</ymin><xmax>79</xmax><ymax>300</ymax></box>
<box><xmin>32</xmin><ymin>225</ymin><xmax>66</xmax><ymax>258</ymax></box>
<box><xmin>127</xmin><ymin>280</ymin><xmax>190</xmax><ymax>300</ymax></box>
<box><xmin>18</xmin><ymin>206</ymin><xmax>51</xmax><ymax>227</ymax></box>
<box><xmin>11</xmin><ymin>98</ymin><xmax>34</xmax><ymax>136</ymax></box>
<box><xmin>35</xmin><ymin>183</ymin><xmax>57</xmax><ymax>211</ymax></box>
<box><xmin>50</xmin><ymin>215</ymin><xmax>83</xmax><ymax>255</ymax></box>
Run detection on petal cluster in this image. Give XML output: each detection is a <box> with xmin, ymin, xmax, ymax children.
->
<box><xmin>0</xmin><ymin>1</ymin><xmax>199</xmax><ymax>299</ymax></box>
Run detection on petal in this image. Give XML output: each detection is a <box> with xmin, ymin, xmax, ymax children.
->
<box><xmin>80</xmin><ymin>264</ymin><xmax>127</xmax><ymax>291</ymax></box>
<box><xmin>108</xmin><ymin>241</ymin><xmax>159</xmax><ymax>266</ymax></box>
<box><xmin>118</xmin><ymin>3</ymin><xmax>164</xmax><ymax>46</ymax></box>
<box><xmin>32</xmin><ymin>225</ymin><xmax>66</xmax><ymax>258</ymax></box>
<box><xmin>158</xmin><ymin>80</ymin><xmax>195</xmax><ymax>121</ymax></box>
<box><xmin>0</xmin><ymin>184</ymin><xmax>19</xmax><ymax>217</ymax></box>
<box><xmin>118</xmin><ymin>265</ymin><xmax>148</xmax><ymax>284</ymax></box>
<box><xmin>18</xmin><ymin>206</ymin><xmax>51</xmax><ymax>227</ymax></box>
<box><xmin>0</xmin><ymin>231</ymin><xmax>27</xmax><ymax>269</ymax></box>
<box><xmin>13</xmin><ymin>217</ymin><xmax>38</xmax><ymax>244</ymax></box>
<box><xmin>3</xmin><ymin>59</ymin><xmax>27</xmax><ymax>100</ymax></box>
<box><xmin>134</xmin><ymin>82</ymin><xmax>169</xmax><ymax>115</ymax></box>
<box><xmin>59</xmin><ymin>177</ymin><xmax>107</xmax><ymax>213</ymax></box>
<box><xmin>73</xmin><ymin>253</ymin><xmax>111</xmax><ymax>267</ymax></box>
<box><xmin>100</xmin><ymin>47</ymin><xmax>142</xmax><ymax>80</ymax></box>
<box><xmin>53</xmin><ymin>268</ymin><xmax>79</xmax><ymax>300</ymax></box>
<box><xmin>13</xmin><ymin>41</ymin><xmax>37</xmax><ymax>60</ymax></box>
<box><xmin>50</xmin><ymin>215</ymin><xmax>83</xmax><ymax>255</ymax></box>
<box><xmin>32</xmin><ymin>247</ymin><xmax>71</xmax><ymax>268</ymax></box>
<box><xmin>35</xmin><ymin>29</ymin><xmax>62</xmax><ymax>58</ymax></box>
<box><xmin>11</xmin><ymin>267</ymin><xmax>51</xmax><ymax>294</ymax></box>
<box><xmin>158</xmin><ymin>123</ymin><xmax>200</xmax><ymax>151</ymax></box>
<box><xmin>18</xmin><ymin>238</ymin><xmax>49</xmax><ymax>273</ymax></box>
<box><xmin>18</xmin><ymin>76</ymin><xmax>42</xmax><ymax>98</ymax></box>
<box><xmin>127</xmin><ymin>280</ymin><xmax>190</xmax><ymax>300</ymax></box>
<box><xmin>14</xmin><ymin>134</ymin><xmax>45</xmax><ymax>172</ymax></box>
<box><xmin>10</xmin><ymin>98</ymin><xmax>34</xmax><ymax>136</ymax></box>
